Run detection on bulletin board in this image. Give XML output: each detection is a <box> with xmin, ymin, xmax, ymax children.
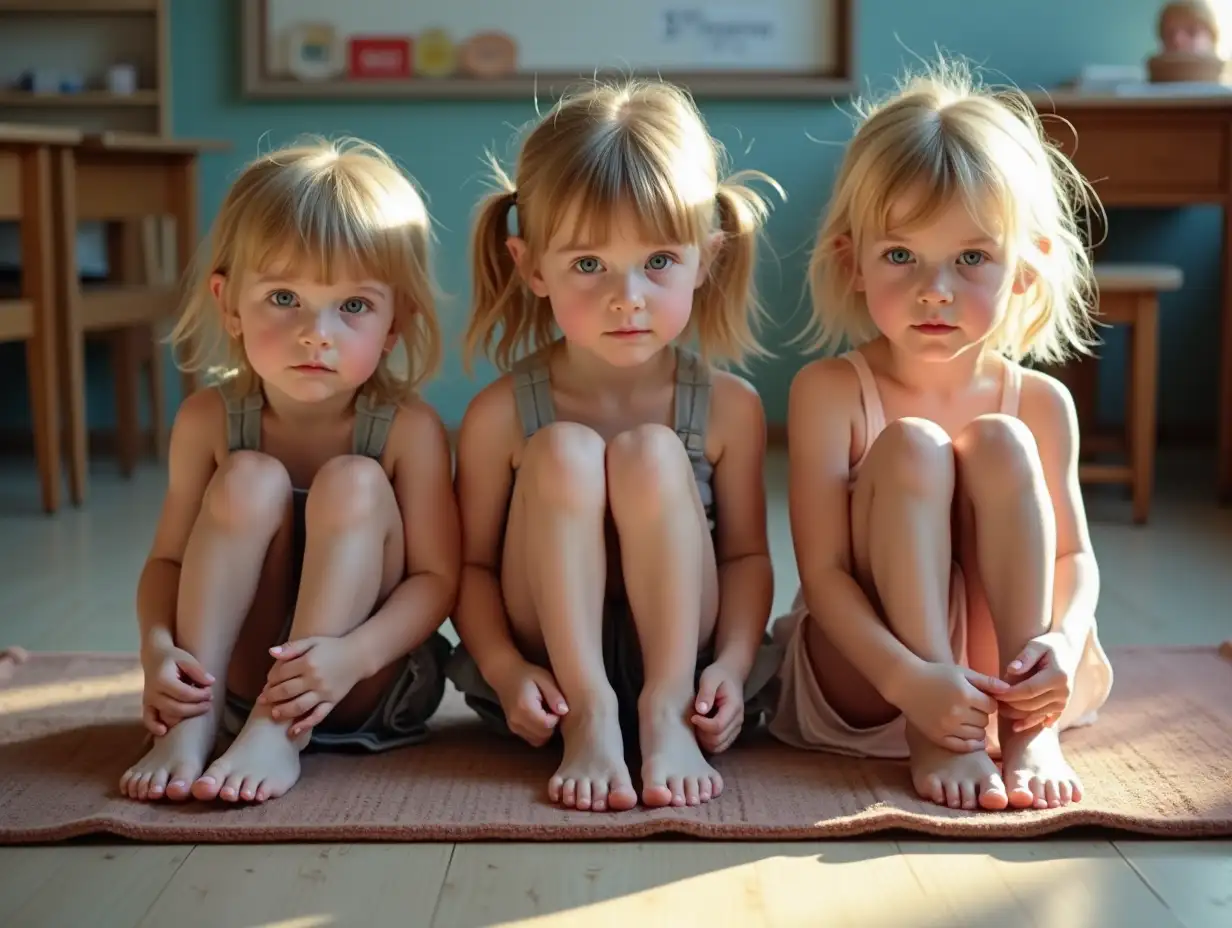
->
<box><xmin>241</xmin><ymin>0</ymin><xmax>855</xmax><ymax>99</ymax></box>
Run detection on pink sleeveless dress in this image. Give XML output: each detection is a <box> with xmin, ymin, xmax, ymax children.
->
<box><xmin>767</xmin><ymin>351</ymin><xmax>1114</xmax><ymax>759</ymax></box>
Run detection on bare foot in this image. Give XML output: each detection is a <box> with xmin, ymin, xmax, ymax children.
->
<box><xmin>119</xmin><ymin>710</ymin><xmax>217</xmax><ymax>802</ymax></box>
<box><xmin>999</xmin><ymin>722</ymin><xmax>1083</xmax><ymax>809</ymax></box>
<box><xmin>191</xmin><ymin>709</ymin><xmax>307</xmax><ymax>803</ymax></box>
<box><xmin>639</xmin><ymin>692</ymin><xmax>723</xmax><ymax>808</ymax></box>
<box><xmin>907</xmin><ymin>724</ymin><xmax>1008</xmax><ymax>811</ymax></box>
<box><xmin>548</xmin><ymin>696</ymin><xmax>638</xmax><ymax>812</ymax></box>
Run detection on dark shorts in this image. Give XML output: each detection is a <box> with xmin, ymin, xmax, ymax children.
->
<box><xmin>445</xmin><ymin>597</ymin><xmax>783</xmax><ymax>743</ymax></box>
<box><xmin>221</xmin><ymin>489</ymin><xmax>453</xmax><ymax>752</ymax></box>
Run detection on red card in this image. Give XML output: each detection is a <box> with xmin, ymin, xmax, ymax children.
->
<box><xmin>348</xmin><ymin>37</ymin><xmax>412</xmax><ymax>79</ymax></box>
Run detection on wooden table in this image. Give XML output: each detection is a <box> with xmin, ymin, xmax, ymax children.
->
<box><xmin>1029</xmin><ymin>91</ymin><xmax>1232</xmax><ymax>504</ymax></box>
<box><xmin>0</xmin><ymin>123</ymin><xmax>82</xmax><ymax>514</ymax></box>
<box><xmin>55</xmin><ymin>131</ymin><xmax>228</xmax><ymax>505</ymax></box>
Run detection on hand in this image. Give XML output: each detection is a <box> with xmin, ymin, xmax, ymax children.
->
<box><xmin>488</xmin><ymin>657</ymin><xmax>568</xmax><ymax>747</ymax></box>
<box><xmin>899</xmin><ymin>661</ymin><xmax>1009</xmax><ymax>753</ymax></box>
<box><xmin>139</xmin><ymin>642</ymin><xmax>214</xmax><ymax>736</ymax></box>
<box><xmin>259</xmin><ymin>636</ymin><xmax>365</xmax><ymax>737</ymax></box>
<box><xmin>691</xmin><ymin>659</ymin><xmax>745</xmax><ymax>754</ymax></box>
<box><xmin>998</xmin><ymin>632</ymin><xmax>1079</xmax><ymax>733</ymax></box>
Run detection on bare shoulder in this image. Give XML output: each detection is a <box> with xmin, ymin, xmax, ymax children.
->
<box><xmin>707</xmin><ymin>368</ymin><xmax>766</xmax><ymax>462</ymax></box>
<box><xmin>790</xmin><ymin>355</ymin><xmax>862</xmax><ymax>417</ymax></box>
<box><xmin>388</xmin><ymin>395</ymin><xmax>450</xmax><ymax>448</ymax></box>
<box><xmin>457</xmin><ymin>373</ymin><xmax>521</xmax><ymax>467</ymax></box>
<box><xmin>170</xmin><ymin>386</ymin><xmax>227</xmax><ymax>461</ymax></box>
<box><xmin>1017</xmin><ymin>365</ymin><xmax>1079</xmax><ymax>435</ymax></box>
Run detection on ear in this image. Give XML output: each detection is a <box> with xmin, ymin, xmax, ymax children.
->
<box><xmin>210</xmin><ymin>273</ymin><xmax>243</xmax><ymax>338</ymax></box>
<box><xmin>832</xmin><ymin>235</ymin><xmax>864</xmax><ymax>292</ymax></box>
<box><xmin>506</xmin><ymin>236</ymin><xmax>550</xmax><ymax>298</ymax></box>
<box><xmin>694</xmin><ymin>230</ymin><xmax>724</xmax><ymax>290</ymax></box>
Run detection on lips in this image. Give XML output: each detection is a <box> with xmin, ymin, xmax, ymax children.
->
<box><xmin>913</xmin><ymin>323</ymin><xmax>956</xmax><ymax>334</ymax></box>
<box><xmin>293</xmin><ymin>362</ymin><xmax>334</xmax><ymax>372</ymax></box>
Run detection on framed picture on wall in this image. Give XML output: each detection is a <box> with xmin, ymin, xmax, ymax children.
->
<box><xmin>241</xmin><ymin>0</ymin><xmax>855</xmax><ymax>99</ymax></box>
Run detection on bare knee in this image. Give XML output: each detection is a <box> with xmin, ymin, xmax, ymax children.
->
<box><xmin>606</xmin><ymin>424</ymin><xmax>693</xmax><ymax>513</ymax></box>
<box><xmin>521</xmin><ymin>422</ymin><xmax>607</xmax><ymax>510</ymax></box>
<box><xmin>871</xmin><ymin>417</ymin><xmax>954</xmax><ymax>496</ymax></box>
<box><xmin>954</xmin><ymin>415</ymin><xmax>1042</xmax><ymax>498</ymax></box>
<box><xmin>204</xmin><ymin>451</ymin><xmax>291</xmax><ymax>532</ymax></box>
<box><xmin>306</xmin><ymin>455</ymin><xmax>393</xmax><ymax>531</ymax></box>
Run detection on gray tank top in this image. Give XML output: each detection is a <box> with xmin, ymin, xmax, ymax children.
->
<box><xmin>220</xmin><ymin>385</ymin><xmax>397</xmax><ymax>468</ymax></box>
<box><xmin>511</xmin><ymin>347</ymin><xmax>716</xmax><ymax>532</ymax></box>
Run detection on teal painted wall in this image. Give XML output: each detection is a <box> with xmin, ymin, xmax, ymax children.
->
<box><xmin>1</xmin><ymin>0</ymin><xmax>1222</xmax><ymax>436</ymax></box>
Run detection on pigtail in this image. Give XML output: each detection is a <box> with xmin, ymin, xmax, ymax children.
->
<box><xmin>462</xmin><ymin>185</ymin><xmax>524</xmax><ymax>372</ymax></box>
<box><xmin>693</xmin><ymin>170</ymin><xmax>782</xmax><ymax>366</ymax></box>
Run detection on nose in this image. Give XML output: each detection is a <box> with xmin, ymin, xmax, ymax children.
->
<box><xmin>610</xmin><ymin>271</ymin><xmax>646</xmax><ymax>312</ymax></box>
<box><xmin>298</xmin><ymin>311</ymin><xmax>334</xmax><ymax>347</ymax></box>
<box><xmin>916</xmin><ymin>264</ymin><xmax>954</xmax><ymax>306</ymax></box>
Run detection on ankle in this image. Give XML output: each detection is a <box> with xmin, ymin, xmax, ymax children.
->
<box><xmin>637</xmin><ymin>684</ymin><xmax>695</xmax><ymax>720</ymax></box>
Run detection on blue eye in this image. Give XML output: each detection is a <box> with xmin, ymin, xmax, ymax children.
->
<box><xmin>340</xmin><ymin>297</ymin><xmax>368</xmax><ymax>314</ymax></box>
<box><xmin>270</xmin><ymin>289</ymin><xmax>297</xmax><ymax>307</ymax></box>
<box><xmin>884</xmin><ymin>248</ymin><xmax>912</xmax><ymax>265</ymax></box>
<box><xmin>647</xmin><ymin>254</ymin><xmax>674</xmax><ymax>270</ymax></box>
<box><xmin>958</xmin><ymin>251</ymin><xmax>986</xmax><ymax>267</ymax></box>
<box><xmin>574</xmin><ymin>257</ymin><xmax>602</xmax><ymax>274</ymax></box>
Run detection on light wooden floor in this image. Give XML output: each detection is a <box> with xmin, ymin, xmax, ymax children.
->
<box><xmin>0</xmin><ymin>449</ymin><xmax>1230</xmax><ymax>927</ymax></box>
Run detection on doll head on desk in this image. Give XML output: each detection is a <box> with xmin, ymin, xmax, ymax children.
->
<box><xmin>1157</xmin><ymin>1</ymin><xmax>1220</xmax><ymax>55</ymax></box>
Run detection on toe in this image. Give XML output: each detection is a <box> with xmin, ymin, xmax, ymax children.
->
<box><xmin>1005</xmin><ymin>772</ymin><xmax>1034</xmax><ymax>809</ymax></box>
<box><xmin>610</xmin><ymin>781</ymin><xmax>639</xmax><ymax>811</ymax></box>
<box><xmin>1057</xmin><ymin>780</ymin><xmax>1072</xmax><ymax>805</ymax></box>
<box><xmin>592</xmin><ymin>780</ymin><xmax>609</xmax><ymax>813</ymax></box>
<box><xmin>547</xmin><ymin>775</ymin><xmax>564</xmax><ymax>803</ymax></box>
<box><xmin>147</xmin><ymin>770</ymin><xmax>168</xmax><ymax>800</ymax></box>
<box><xmin>220</xmin><ymin>773</ymin><xmax>245</xmax><ymax>802</ymax></box>
<box><xmin>916</xmin><ymin>773</ymin><xmax>944</xmax><ymax>805</ymax></box>
<box><xmin>710</xmin><ymin>772</ymin><xmax>724</xmax><ymax>799</ymax></box>
<box><xmin>562</xmin><ymin>778</ymin><xmax>577</xmax><ymax>809</ymax></box>
<box><xmin>1069</xmin><ymin>777</ymin><xmax>1084</xmax><ymax>804</ymax></box>
<box><xmin>239</xmin><ymin>778</ymin><xmax>259</xmax><ymax>802</ymax></box>
<box><xmin>684</xmin><ymin>777</ymin><xmax>700</xmax><ymax>807</ymax></box>
<box><xmin>576</xmin><ymin>780</ymin><xmax>592</xmax><ymax>811</ymax></box>
<box><xmin>979</xmin><ymin>774</ymin><xmax>1009</xmax><ymax>811</ymax></box>
<box><xmin>119</xmin><ymin>769</ymin><xmax>134</xmax><ymax>797</ymax></box>
<box><xmin>1030</xmin><ymin>777</ymin><xmax>1048</xmax><ymax>809</ymax></box>
<box><xmin>668</xmin><ymin>776</ymin><xmax>686</xmax><ymax>807</ymax></box>
<box><xmin>1045</xmin><ymin>780</ymin><xmax>1060</xmax><ymax>808</ymax></box>
<box><xmin>136</xmin><ymin>773</ymin><xmax>153</xmax><ymax>801</ymax></box>
<box><xmin>959</xmin><ymin>780</ymin><xmax>977</xmax><ymax>811</ymax></box>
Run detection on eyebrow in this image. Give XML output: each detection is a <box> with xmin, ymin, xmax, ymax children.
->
<box><xmin>253</xmin><ymin>276</ymin><xmax>390</xmax><ymax>295</ymax></box>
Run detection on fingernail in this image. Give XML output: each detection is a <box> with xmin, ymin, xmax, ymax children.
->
<box><xmin>557</xmin><ymin>703</ymin><xmax>568</xmax><ymax>713</ymax></box>
<box><xmin>697</xmin><ymin>702</ymin><xmax>709</xmax><ymax>713</ymax></box>
<box><xmin>1009</xmin><ymin>661</ymin><xmax>1022</xmax><ymax>671</ymax></box>
<box><xmin>271</xmin><ymin>709</ymin><xmax>280</xmax><ymax>719</ymax></box>
<box><xmin>270</xmin><ymin>647</ymin><xmax>281</xmax><ymax>656</ymax></box>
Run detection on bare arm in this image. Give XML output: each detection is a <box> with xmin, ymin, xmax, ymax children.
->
<box><xmin>788</xmin><ymin>361</ymin><xmax>922</xmax><ymax>706</ymax></box>
<box><xmin>347</xmin><ymin>401</ymin><xmax>461</xmax><ymax>680</ymax></box>
<box><xmin>135</xmin><ymin>389</ymin><xmax>224</xmax><ymax>658</ymax></box>
<box><xmin>1022</xmin><ymin>371</ymin><xmax>1099</xmax><ymax>651</ymax></box>
<box><xmin>708</xmin><ymin>372</ymin><xmax>773</xmax><ymax>679</ymax></box>
<box><xmin>451</xmin><ymin>379</ymin><xmax>524</xmax><ymax>681</ymax></box>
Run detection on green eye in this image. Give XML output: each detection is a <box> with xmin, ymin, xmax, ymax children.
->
<box><xmin>647</xmin><ymin>254</ymin><xmax>673</xmax><ymax>270</ymax></box>
<box><xmin>271</xmin><ymin>290</ymin><xmax>297</xmax><ymax>306</ymax></box>
<box><xmin>341</xmin><ymin>298</ymin><xmax>368</xmax><ymax>314</ymax></box>
<box><xmin>958</xmin><ymin>251</ymin><xmax>986</xmax><ymax>266</ymax></box>
<box><xmin>885</xmin><ymin>248</ymin><xmax>912</xmax><ymax>265</ymax></box>
<box><xmin>575</xmin><ymin>257</ymin><xmax>601</xmax><ymax>273</ymax></box>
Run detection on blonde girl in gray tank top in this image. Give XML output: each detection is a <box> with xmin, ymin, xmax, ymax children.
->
<box><xmin>119</xmin><ymin>139</ymin><xmax>457</xmax><ymax>807</ymax></box>
<box><xmin>448</xmin><ymin>79</ymin><xmax>785</xmax><ymax>815</ymax></box>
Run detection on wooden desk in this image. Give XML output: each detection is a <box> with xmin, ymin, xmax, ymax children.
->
<box><xmin>0</xmin><ymin>123</ymin><xmax>82</xmax><ymax>514</ymax></box>
<box><xmin>1029</xmin><ymin>91</ymin><xmax>1232</xmax><ymax>503</ymax></box>
<box><xmin>55</xmin><ymin>131</ymin><xmax>228</xmax><ymax>504</ymax></box>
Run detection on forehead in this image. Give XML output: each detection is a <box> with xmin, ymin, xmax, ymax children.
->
<box><xmin>545</xmin><ymin>197</ymin><xmax>693</xmax><ymax>252</ymax></box>
<box><xmin>882</xmin><ymin>185</ymin><xmax>1003</xmax><ymax>241</ymax></box>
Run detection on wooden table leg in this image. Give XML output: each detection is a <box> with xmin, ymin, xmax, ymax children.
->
<box><xmin>20</xmin><ymin>146</ymin><xmax>60</xmax><ymax>515</ymax></box>
<box><xmin>53</xmin><ymin>148</ymin><xmax>87</xmax><ymax>507</ymax></box>
<box><xmin>1131</xmin><ymin>295</ymin><xmax>1160</xmax><ymax>524</ymax></box>
<box><xmin>170</xmin><ymin>155</ymin><xmax>199</xmax><ymax>405</ymax></box>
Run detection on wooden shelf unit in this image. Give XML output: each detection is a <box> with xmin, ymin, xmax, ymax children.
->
<box><xmin>0</xmin><ymin>0</ymin><xmax>169</xmax><ymax>135</ymax></box>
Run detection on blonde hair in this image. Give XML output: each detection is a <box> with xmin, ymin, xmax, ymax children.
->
<box><xmin>1159</xmin><ymin>1</ymin><xmax>1222</xmax><ymax>46</ymax></box>
<box><xmin>805</xmin><ymin>61</ymin><xmax>1101</xmax><ymax>365</ymax></box>
<box><xmin>170</xmin><ymin>137</ymin><xmax>441</xmax><ymax>402</ymax></box>
<box><xmin>463</xmin><ymin>78</ymin><xmax>782</xmax><ymax>372</ymax></box>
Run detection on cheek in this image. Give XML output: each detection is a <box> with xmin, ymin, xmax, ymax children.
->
<box><xmin>652</xmin><ymin>282</ymin><xmax>695</xmax><ymax>335</ymax></box>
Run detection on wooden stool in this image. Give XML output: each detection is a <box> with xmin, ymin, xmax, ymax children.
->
<box><xmin>1068</xmin><ymin>263</ymin><xmax>1183</xmax><ymax>524</ymax></box>
<box><xmin>0</xmin><ymin>124</ymin><xmax>82</xmax><ymax>514</ymax></box>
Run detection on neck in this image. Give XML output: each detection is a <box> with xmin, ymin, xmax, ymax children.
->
<box><xmin>880</xmin><ymin>337</ymin><xmax>995</xmax><ymax>395</ymax></box>
<box><xmin>554</xmin><ymin>340</ymin><xmax>675</xmax><ymax>393</ymax></box>
<box><xmin>260</xmin><ymin>380</ymin><xmax>358</xmax><ymax>425</ymax></box>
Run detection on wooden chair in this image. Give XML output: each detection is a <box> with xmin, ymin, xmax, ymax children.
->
<box><xmin>1063</xmin><ymin>263</ymin><xmax>1183</xmax><ymax>524</ymax></box>
<box><xmin>54</xmin><ymin>132</ymin><xmax>217</xmax><ymax>505</ymax></box>
<box><xmin>0</xmin><ymin>124</ymin><xmax>82</xmax><ymax>514</ymax></box>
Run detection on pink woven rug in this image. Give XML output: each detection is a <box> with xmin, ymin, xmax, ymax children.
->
<box><xmin>1</xmin><ymin>646</ymin><xmax>1229</xmax><ymax>843</ymax></box>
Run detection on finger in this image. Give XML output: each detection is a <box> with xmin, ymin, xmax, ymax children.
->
<box><xmin>711</xmin><ymin>715</ymin><xmax>743</xmax><ymax>753</ymax></box>
<box><xmin>695</xmin><ymin>671</ymin><xmax>720</xmax><ymax>715</ymax></box>
<box><xmin>166</xmin><ymin>699</ymin><xmax>213</xmax><ymax>721</ymax></box>
<box><xmin>942</xmin><ymin>735</ymin><xmax>985</xmax><ymax>753</ymax></box>
<box><xmin>1013</xmin><ymin>711</ymin><xmax>1055</xmax><ymax>732</ymax></box>
<box><xmin>270</xmin><ymin>638</ymin><xmax>316</xmax><ymax>661</ymax></box>
<box><xmin>289</xmin><ymin>702</ymin><xmax>333</xmax><ymax>737</ymax></box>
<box><xmin>520</xmin><ymin>690</ymin><xmax>560</xmax><ymax>728</ymax></box>
<box><xmin>160</xmin><ymin>677</ymin><xmax>212</xmax><ymax>703</ymax></box>
<box><xmin>532</xmin><ymin>674</ymin><xmax>569</xmax><ymax>716</ymax></box>
<box><xmin>710</xmin><ymin>691</ymin><xmax>742</xmax><ymax>728</ymax></box>
<box><xmin>690</xmin><ymin>711</ymin><xmax>724</xmax><ymax>733</ymax></box>
<box><xmin>963</xmin><ymin>685</ymin><xmax>999</xmax><ymax>715</ymax></box>
<box><xmin>950</xmin><ymin>722</ymin><xmax>988</xmax><ymax>741</ymax></box>
<box><xmin>175</xmin><ymin>659</ymin><xmax>216</xmax><ymax>687</ymax></box>
<box><xmin>997</xmin><ymin>704</ymin><xmax>1030</xmax><ymax>720</ymax></box>
<box><xmin>264</xmin><ymin>658</ymin><xmax>303</xmax><ymax>687</ymax></box>
<box><xmin>261</xmin><ymin>677</ymin><xmax>308</xmax><ymax>705</ymax></box>
<box><xmin>1000</xmin><ymin>689</ymin><xmax>1062</xmax><ymax>713</ymax></box>
<box><xmin>963</xmin><ymin>669</ymin><xmax>1011</xmax><ymax>697</ymax></box>
<box><xmin>270</xmin><ymin>692</ymin><xmax>320</xmax><ymax>721</ymax></box>
<box><xmin>1006</xmin><ymin>644</ymin><xmax>1048</xmax><ymax>677</ymax></box>
<box><xmin>142</xmin><ymin>705</ymin><xmax>168</xmax><ymax>737</ymax></box>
